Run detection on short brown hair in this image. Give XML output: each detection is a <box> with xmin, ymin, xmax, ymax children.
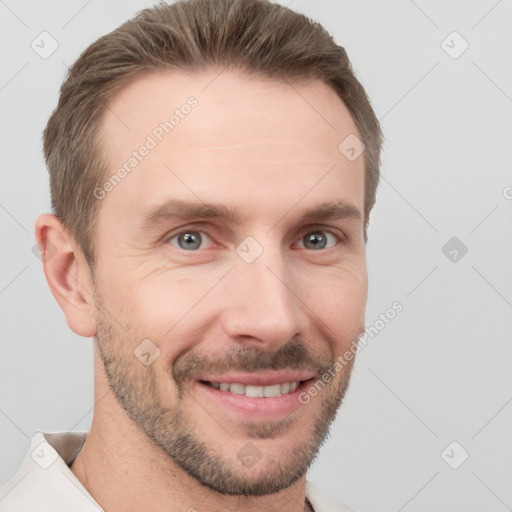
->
<box><xmin>43</xmin><ymin>0</ymin><xmax>383</xmax><ymax>267</ymax></box>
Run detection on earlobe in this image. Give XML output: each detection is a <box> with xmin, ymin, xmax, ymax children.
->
<box><xmin>34</xmin><ymin>213</ymin><xmax>97</xmax><ymax>338</ymax></box>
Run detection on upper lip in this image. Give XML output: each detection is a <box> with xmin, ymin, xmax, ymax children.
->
<box><xmin>196</xmin><ymin>370</ymin><xmax>316</xmax><ymax>387</ymax></box>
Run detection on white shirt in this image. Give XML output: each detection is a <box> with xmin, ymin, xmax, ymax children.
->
<box><xmin>0</xmin><ymin>431</ymin><xmax>356</xmax><ymax>512</ymax></box>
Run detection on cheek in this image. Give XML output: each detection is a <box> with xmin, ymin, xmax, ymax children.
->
<box><xmin>109</xmin><ymin>269</ymin><xmax>221</xmax><ymax>358</ymax></box>
<box><xmin>303</xmin><ymin>266</ymin><xmax>367</xmax><ymax>341</ymax></box>
<box><xmin>323</xmin><ymin>286</ymin><xmax>366</xmax><ymax>323</ymax></box>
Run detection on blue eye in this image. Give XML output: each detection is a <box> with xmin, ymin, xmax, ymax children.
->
<box><xmin>169</xmin><ymin>231</ymin><xmax>213</xmax><ymax>251</ymax></box>
<box><xmin>166</xmin><ymin>229</ymin><xmax>341</xmax><ymax>252</ymax></box>
<box><xmin>298</xmin><ymin>231</ymin><xmax>339</xmax><ymax>250</ymax></box>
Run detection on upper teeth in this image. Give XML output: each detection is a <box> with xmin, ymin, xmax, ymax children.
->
<box><xmin>210</xmin><ymin>381</ymin><xmax>299</xmax><ymax>397</ymax></box>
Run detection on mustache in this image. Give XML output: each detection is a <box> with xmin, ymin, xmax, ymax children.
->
<box><xmin>172</xmin><ymin>337</ymin><xmax>334</xmax><ymax>386</ymax></box>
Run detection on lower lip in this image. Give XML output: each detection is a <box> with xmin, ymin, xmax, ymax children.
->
<box><xmin>194</xmin><ymin>380</ymin><xmax>313</xmax><ymax>419</ymax></box>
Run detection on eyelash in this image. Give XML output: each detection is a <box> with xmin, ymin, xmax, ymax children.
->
<box><xmin>165</xmin><ymin>226</ymin><xmax>346</xmax><ymax>252</ymax></box>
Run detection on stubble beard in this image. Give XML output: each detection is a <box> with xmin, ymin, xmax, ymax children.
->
<box><xmin>94</xmin><ymin>302</ymin><xmax>356</xmax><ymax>496</ymax></box>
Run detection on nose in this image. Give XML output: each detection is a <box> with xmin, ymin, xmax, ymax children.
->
<box><xmin>221</xmin><ymin>245</ymin><xmax>307</xmax><ymax>351</ymax></box>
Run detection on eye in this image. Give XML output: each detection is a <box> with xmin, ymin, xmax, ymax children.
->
<box><xmin>296</xmin><ymin>230</ymin><xmax>340</xmax><ymax>251</ymax></box>
<box><xmin>168</xmin><ymin>230</ymin><xmax>214</xmax><ymax>251</ymax></box>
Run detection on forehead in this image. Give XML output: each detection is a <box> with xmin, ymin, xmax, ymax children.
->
<box><xmin>100</xmin><ymin>68</ymin><xmax>359</xmax><ymax>149</ymax></box>
<box><xmin>96</xmin><ymin>68</ymin><xmax>364</xmax><ymax>227</ymax></box>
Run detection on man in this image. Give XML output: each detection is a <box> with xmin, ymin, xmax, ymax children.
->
<box><xmin>0</xmin><ymin>0</ymin><xmax>382</xmax><ymax>510</ymax></box>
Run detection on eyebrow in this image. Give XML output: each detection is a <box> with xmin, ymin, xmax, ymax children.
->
<box><xmin>139</xmin><ymin>198</ymin><xmax>362</xmax><ymax>228</ymax></box>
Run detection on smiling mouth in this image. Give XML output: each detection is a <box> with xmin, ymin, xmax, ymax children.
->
<box><xmin>199</xmin><ymin>379</ymin><xmax>312</xmax><ymax>397</ymax></box>
<box><xmin>195</xmin><ymin>376</ymin><xmax>317</xmax><ymax>417</ymax></box>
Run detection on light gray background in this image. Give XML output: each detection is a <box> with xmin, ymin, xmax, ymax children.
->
<box><xmin>1</xmin><ymin>1</ymin><xmax>511</xmax><ymax>511</ymax></box>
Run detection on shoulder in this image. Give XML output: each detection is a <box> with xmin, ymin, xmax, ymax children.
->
<box><xmin>306</xmin><ymin>480</ymin><xmax>360</xmax><ymax>512</ymax></box>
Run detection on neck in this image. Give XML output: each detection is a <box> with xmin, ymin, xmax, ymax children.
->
<box><xmin>70</xmin><ymin>377</ymin><xmax>309</xmax><ymax>512</ymax></box>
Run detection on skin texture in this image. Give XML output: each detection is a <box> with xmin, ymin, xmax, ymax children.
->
<box><xmin>35</xmin><ymin>68</ymin><xmax>367</xmax><ymax>512</ymax></box>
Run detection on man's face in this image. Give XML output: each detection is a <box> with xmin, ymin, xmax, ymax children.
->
<box><xmin>91</xmin><ymin>69</ymin><xmax>367</xmax><ymax>495</ymax></box>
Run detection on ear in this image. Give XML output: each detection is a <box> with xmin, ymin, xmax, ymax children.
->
<box><xmin>34</xmin><ymin>213</ymin><xmax>96</xmax><ymax>338</ymax></box>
